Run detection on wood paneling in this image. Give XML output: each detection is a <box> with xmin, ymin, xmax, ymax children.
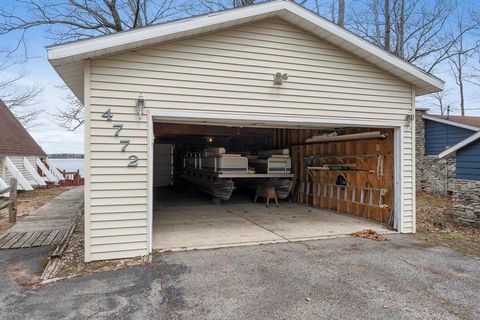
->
<box><xmin>286</xmin><ymin>128</ymin><xmax>394</xmax><ymax>224</ymax></box>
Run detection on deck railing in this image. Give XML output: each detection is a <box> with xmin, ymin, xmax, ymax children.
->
<box><xmin>0</xmin><ymin>179</ymin><xmax>18</xmax><ymax>223</ymax></box>
<box><xmin>58</xmin><ymin>169</ymin><xmax>84</xmax><ymax>186</ymax></box>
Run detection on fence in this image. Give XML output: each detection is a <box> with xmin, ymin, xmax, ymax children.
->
<box><xmin>58</xmin><ymin>169</ymin><xmax>84</xmax><ymax>187</ymax></box>
<box><xmin>0</xmin><ymin>178</ymin><xmax>18</xmax><ymax>223</ymax></box>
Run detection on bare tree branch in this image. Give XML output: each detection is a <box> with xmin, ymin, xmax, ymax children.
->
<box><xmin>0</xmin><ymin>62</ymin><xmax>43</xmax><ymax>127</ymax></box>
<box><xmin>51</xmin><ymin>85</ymin><xmax>84</xmax><ymax>131</ymax></box>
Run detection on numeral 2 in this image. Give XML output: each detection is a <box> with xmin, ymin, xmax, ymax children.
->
<box><xmin>128</xmin><ymin>155</ymin><xmax>138</xmax><ymax>167</ymax></box>
<box><xmin>102</xmin><ymin>108</ymin><xmax>113</xmax><ymax>121</ymax></box>
<box><xmin>120</xmin><ymin>140</ymin><xmax>130</xmax><ymax>152</ymax></box>
<box><xmin>113</xmin><ymin>124</ymin><xmax>123</xmax><ymax>136</ymax></box>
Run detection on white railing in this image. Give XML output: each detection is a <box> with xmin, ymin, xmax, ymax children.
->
<box><xmin>36</xmin><ymin>157</ymin><xmax>58</xmax><ymax>183</ymax></box>
<box><xmin>4</xmin><ymin>157</ymin><xmax>33</xmax><ymax>191</ymax></box>
<box><xmin>45</xmin><ymin>158</ymin><xmax>65</xmax><ymax>181</ymax></box>
<box><xmin>23</xmin><ymin>157</ymin><xmax>47</xmax><ymax>186</ymax></box>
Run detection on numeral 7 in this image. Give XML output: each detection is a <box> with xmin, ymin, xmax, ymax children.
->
<box><xmin>113</xmin><ymin>124</ymin><xmax>123</xmax><ymax>136</ymax></box>
<box><xmin>120</xmin><ymin>140</ymin><xmax>130</xmax><ymax>152</ymax></box>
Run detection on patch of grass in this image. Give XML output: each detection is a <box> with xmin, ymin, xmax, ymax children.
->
<box><xmin>417</xmin><ymin>232</ymin><xmax>480</xmax><ymax>257</ymax></box>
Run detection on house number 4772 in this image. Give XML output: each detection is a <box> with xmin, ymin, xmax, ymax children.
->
<box><xmin>102</xmin><ymin>108</ymin><xmax>138</xmax><ymax>167</ymax></box>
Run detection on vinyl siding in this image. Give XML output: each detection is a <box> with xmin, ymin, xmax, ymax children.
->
<box><xmin>456</xmin><ymin>139</ymin><xmax>480</xmax><ymax>180</ymax></box>
<box><xmin>86</xmin><ymin>18</ymin><xmax>415</xmax><ymax>260</ymax></box>
<box><xmin>424</xmin><ymin>119</ymin><xmax>475</xmax><ymax>155</ymax></box>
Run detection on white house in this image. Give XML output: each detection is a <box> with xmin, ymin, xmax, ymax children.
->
<box><xmin>48</xmin><ymin>1</ymin><xmax>443</xmax><ymax>261</ymax></box>
<box><xmin>0</xmin><ymin>100</ymin><xmax>61</xmax><ymax>192</ymax></box>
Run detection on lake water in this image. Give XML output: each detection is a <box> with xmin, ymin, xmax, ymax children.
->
<box><xmin>50</xmin><ymin>159</ymin><xmax>85</xmax><ymax>176</ymax></box>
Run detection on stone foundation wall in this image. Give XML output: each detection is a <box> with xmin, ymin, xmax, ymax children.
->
<box><xmin>418</xmin><ymin>156</ymin><xmax>456</xmax><ymax>194</ymax></box>
<box><xmin>415</xmin><ymin>109</ymin><xmax>455</xmax><ymax>194</ymax></box>
<box><xmin>451</xmin><ymin>179</ymin><xmax>480</xmax><ymax>224</ymax></box>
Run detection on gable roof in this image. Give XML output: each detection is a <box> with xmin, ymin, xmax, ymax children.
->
<box><xmin>423</xmin><ymin>114</ymin><xmax>480</xmax><ymax>131</ymax></box>
<box><xmin>424</xmin><ymin>113</ymin><xmax>480</xmax><ymax>159</ymax></box>
<box><xmin>0</xmin><ymin>100</ymin><xmax>46</xmax><ymax>157</ymax></box>
<box><xmin>47</xmin><ymin>0</ymin><xmax>443</xmax><ymax>102</ymax></box>
<box><xmin>438</xmin><ymin>131</ymin><xmax>480</xmax><ymax>159</ymax></box>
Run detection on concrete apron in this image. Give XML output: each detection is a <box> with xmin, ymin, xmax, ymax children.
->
<box><xmin>153</xmin><ymin>202</ymin><xmax>395</xmax><ymax>252</ymax></box>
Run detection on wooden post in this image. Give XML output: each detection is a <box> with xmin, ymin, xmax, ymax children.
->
<box><xmin>8</xmin><ymin>178</ymin><xmax>17</xmax><ymax>223</ymax></box>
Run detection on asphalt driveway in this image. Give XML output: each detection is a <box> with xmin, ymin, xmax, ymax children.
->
<box><xmin>0</xmin><ymin>235</ymin><xmax>479</xmax><ymax>319</ymax></box>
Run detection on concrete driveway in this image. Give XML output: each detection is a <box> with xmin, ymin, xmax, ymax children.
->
<box><xmin>153</xmin><ymin>201</ymin><xmax>390</xmax><ymax>251</ymax></box>
<box><xmin>1</xmin><ymin>235</ymin><xmax>479</xmax><ymax>319</ymax></box>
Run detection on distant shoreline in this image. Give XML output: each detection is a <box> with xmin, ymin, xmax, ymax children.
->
<box><xmin>48</xmin><ymin>154</ymin><xmax>84</xmax><ymax>159</ymax></box>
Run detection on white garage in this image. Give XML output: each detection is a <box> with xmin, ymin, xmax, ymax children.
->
<box><xmin>48</xmin><ymin>1</ymin><xmax>443</xmax><ymax>261</ymax></box>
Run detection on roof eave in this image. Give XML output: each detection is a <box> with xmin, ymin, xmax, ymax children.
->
<box><xmin>47</xmin><ymin>0</ymin><xmax>443</xmax><ymax>100</ymax></box>
<box><xmin>423</xmin><ymin>114</ymin><xmax>480</xmax><ymax>132</ymax></box>
<box><xmin>438</xmin><ymin>131</ymin><xmax>480</xmax><ymax>159</ymax></box>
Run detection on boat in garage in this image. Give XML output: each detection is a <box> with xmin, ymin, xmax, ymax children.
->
<box><xmin>47</xmin><ymin>0</ymin><xmax>444</xmax><ymax>261</ymax></box>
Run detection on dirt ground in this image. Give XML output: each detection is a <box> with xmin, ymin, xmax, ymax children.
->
<box><xmin>0</xmin><ymin>186</ymin><xmax>74</xmax><ymax>231</ymax></box>
<box><xmin>416</xmin><ymin>192</ymin><xmax>480</xmax><ymax>256</ymax></box>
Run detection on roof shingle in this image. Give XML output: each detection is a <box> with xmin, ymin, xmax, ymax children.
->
<box><xmin>0</xmin><ymin>100</ymin><xmax>46</xmax><ymax>156</ymax></box>
<box><xmin>427</xmin><ymin>114</ymin><xmax>480</xmax><ymax>130</ymax></box>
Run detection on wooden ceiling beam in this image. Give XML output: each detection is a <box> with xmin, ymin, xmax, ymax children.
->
<box><xmin>154</xmin><ymin>122</ymin><xmax>274</xmax><ymax>136</ymax></box>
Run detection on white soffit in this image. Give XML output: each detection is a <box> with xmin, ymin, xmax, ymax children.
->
<box><xmin>47</xmin><ymin>0</ymin><xmax>444</xmax><ymax>101</ymax></box>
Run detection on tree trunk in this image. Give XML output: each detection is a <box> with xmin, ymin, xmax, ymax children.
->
<box><xmin>373</xmin><ymin>0</ymin><xmax>381</xmax><ymax>46</ymax></box>
<box><xmin>458</xmin><ymin>54</ymin><xmax>465</xmax><ymax>116</ymax></box>
<box><xmin>398</xmin><ymin>0</ymin><xmax>405</xmax><ymax>58</ymax></box>
<box><xmin>384</xmin><ymin>0</ymin><xmax>391</xmax><ymax>51</ymax></box>
<box><xmin>338</xmin><ymin>0</ymin><xmax>345</xmax><ymax>27</ymax></box>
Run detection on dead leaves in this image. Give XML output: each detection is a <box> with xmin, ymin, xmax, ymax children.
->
<box><xmin>350</xmin><ymin>229</ymin><xmax>387</xmax><ymax>241</ymax></box>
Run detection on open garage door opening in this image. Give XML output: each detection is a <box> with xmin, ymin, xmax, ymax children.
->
<box><xmin>151</xmin><ymin>121</ymin><xmax>396</xmax><ymax>252</ymax></box>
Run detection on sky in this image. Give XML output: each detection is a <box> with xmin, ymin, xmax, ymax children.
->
<box><xmin>1</xmin><ymin>0</ymin><xmax>479</xmax><ymax>154</ymax></box>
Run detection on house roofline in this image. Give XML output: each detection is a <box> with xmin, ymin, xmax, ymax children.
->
<box><xmin>47</xmin><ymin>0</ymin><xmax>443</xmax><ymax>102</ymax></box>
<box><xmin>438</xmin><ymin>131</ymin><xmax>480</xmax><ymax>159</ymax></box>
<box><xmin>422</xmin><ymin>114</ymin><xmax>480</xmax><ymax>132</ymax></box>
<box><xmin>415</xmin><ymin>107</ymin><xmax>430</xmax><ymax>112</ymax></box>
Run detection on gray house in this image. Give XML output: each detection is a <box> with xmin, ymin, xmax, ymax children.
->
<box><xmin>416</xmin><ymin>108</ymin><xmax>480</xmax><ymax>224</ymax></box>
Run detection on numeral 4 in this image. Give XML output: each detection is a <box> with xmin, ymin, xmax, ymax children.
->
<box><xmin>102</xmin><ymin>108</ymin><xmax>113</xmax><ymax>121</ymax></box>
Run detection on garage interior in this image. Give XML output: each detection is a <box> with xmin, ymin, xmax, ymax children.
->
<box><xmin>152</xmin><ymin>122</ymin><xmax>395</xmax><ymax>251</ymax></box>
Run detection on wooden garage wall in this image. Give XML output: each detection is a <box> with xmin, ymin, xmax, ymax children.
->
<box><xmin>86</xmin><ymin>18</ymin><xmax>415</xmax><ymax>261</ymax></box>
<box><xmin>275</xmin><ymin>128</ymin><xmax>394</xmax><ymax>224</ymax></box>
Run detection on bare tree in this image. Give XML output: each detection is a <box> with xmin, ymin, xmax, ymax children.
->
<box><xmin>0</xmin><ymin>0</ymin><xmax>192</xmax><ymax>130</ymax></box>
<box><xmin>0</xmin><ymin>63</ymin><xmax>42</xmax><ymax>127</ymax></box>
<box><xmin>52</xmin><ymin>86</ymin><xmax>84</xmax><ymax>131</ymax></box>
<box><xmin>349</xmin><ymin>0</ymin><xmax>478</xmax><ymax>73</ymax></box>
<box><xmin>429</xmin><ymin>90</ymin><xmax>451</xmax><ymax>115</ymax></box>
<box><xmin>2</xmin><ymin>0</ymin><xmax>479</xmax><ymax>130</ymax></box>
<box><xmin>0</xmin><ymin>0</ymin><xmax>184</xmax><ymax>43</ymax></box>
<box><xmin>448</xmin><ymin>13</ymin><xmax>480</xmax><ymax>116</ymax></box>
<box><xmin>449</xmin><ymin>43</ymin><xmax>467</xmax><ymax>116</ymax></box>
